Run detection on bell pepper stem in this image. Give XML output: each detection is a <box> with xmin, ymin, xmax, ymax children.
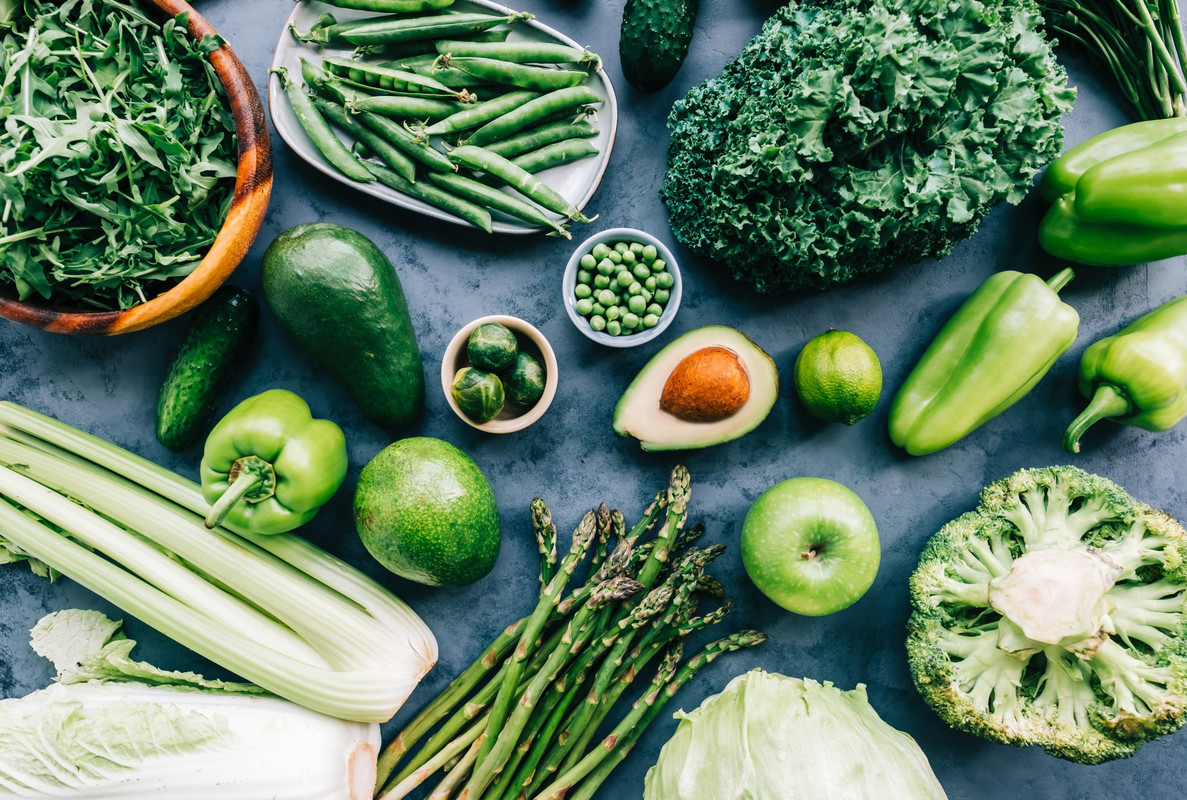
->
<box><xmin>1063</xmin><ymin>384</ymin><xmax>1133</xmax><ymax>454</ymax></box>
<box><xmin>205</xmin><ymin>471</ymin><xmax>263</xmax><ymax>529</ymax></box>
<box><xmin>1046</xmin><ymin>267</ymin><xmax>1075</xmax><ymax>293</ymax></box>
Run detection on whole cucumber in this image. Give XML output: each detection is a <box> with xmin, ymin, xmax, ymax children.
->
<box><xmin>155</xmin><ymin>286</ymin><xmax>260</xmax><ymax>452</ymax></box>
<box><xmin>261</xmin><ymin>223</ymin><xmax>425</xmax><ymax>429</ymax></box>
<box><xmin>620</xmin><ymin>0</ymin><xmax>700</xmax><ymax>92</ymax></box>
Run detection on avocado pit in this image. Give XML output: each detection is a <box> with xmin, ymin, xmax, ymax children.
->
<box><xmin>659</xmin><ymin>346</ymin><xmax>751</xmax><ymax>422</ymax></box>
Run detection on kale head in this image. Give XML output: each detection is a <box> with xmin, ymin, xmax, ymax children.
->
<box><xmin>661</xmin><ymin>0</ymin><xmax>1075</xmax><ymax>293</ymax></box>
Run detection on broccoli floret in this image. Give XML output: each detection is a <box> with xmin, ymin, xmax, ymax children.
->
<box><xmin>907</xmin><ymin>466</ymin><xmax>1187</xmax><ymax>764</ymax></box>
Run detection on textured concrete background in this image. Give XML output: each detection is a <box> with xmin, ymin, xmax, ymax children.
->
<box><xmin>2</xmin><ymin>0</ymin><xmax>1187</xmax><ymax>797</ymax></box>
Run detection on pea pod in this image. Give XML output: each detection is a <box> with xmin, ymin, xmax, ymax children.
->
<box><xmin>272</xmin><ymin>66</ymin><xmax>375</xmax><ymax>183</ymax></box>
<box><xmin>325</xmin><ymin>12</ymin><xmax>532</xmax><ymax>46</ymax></box>
<box><xmin>888</xmin><ymin>269</ymin><xmax>1080</xmax><ymax>456</ymax></box>
<box><xmin>425</xmin><ymin>171</ymin><xmax>570</xmax><ymax>237</ymax></box>
<box><xmin>448</xmin><ymin>144</ymin><xmax>591</xmax><ymax>222</ymax></box>
<box><xmin>321</xmin><ymin>56</ymin><xmax>464</xmax><ymax>99</ymax></box>
<box><xmin>320</xmin><ymin>0</ymin><xmax>454</xmax><ymax>11</ymax></box>
<box><xmin>347</xmin><ymin>93</ymin><xmax>464</xmax><ymax>121</ymax></box>
<box><xmin>425</xmin><ymin>89</ymin><xmax>539</xmax><ymax>136</ymax></box>
<box><xmin>435</xmin><ymin>39</ymin><xmax>600</xmax><ymax>67</ymax></box>
<box><xmin>366</xmin><ymin>162</ymin><xmax>493</xmax><ymax>232</ymax></box>
<box><xmin>484</xmin><ymin>118</ymin><xmax>598</xmax><ymax>159</ymax></box>
<box><xmin>314</xmin><ymin>97</ymin><xmax>418</xmax><ymax>183</ymax></box>
<box><xmin>356</xmin><ymin>109</ymin><xmax>457</xmax><ymax>172</ymax></box>
<box><xmin>509</xmin><ymin>138</ymin><xmax>599</xmax><ymax>174</ymax></box>
<box><xmin>1064</xmin><ymin>294</ymin><xmax>1187</xmax><ymax>452</ymax></box>
<box><xmin>437</xmin><ymin>55</ymin><xmax>590</xmax><ymax>92</ymax></box>
<box><xmin>354</xmin><ymin>28</ymin><xmax>510</xmax><ymax>60</ymax></box>
<box><xmin>465</xmin><ymin>85</ymin><xmax>603</xmax><ymax>146</ymax></box>
<box><xmin>352</xmin><ymin>93</ymin><xmax>465</xmax><ymax>120</ymax></box>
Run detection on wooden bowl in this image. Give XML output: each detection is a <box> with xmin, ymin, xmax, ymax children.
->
<box><xmin>0</xmin><ymin>0</ymin><xmax>272</xmax><ymax>335</ymax></box>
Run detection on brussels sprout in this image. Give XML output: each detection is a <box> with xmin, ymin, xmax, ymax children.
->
<box><xmin>504</xmin><ymin>352</ymin><xmax>546</xmax><ymax>407</ymax></box>
<box><xmin>451</xmin><ymin>367</ymin><xmax>505</xmax><ymax>423</ymax></box>
<box><xmin>467</xmin><ymin>323</ymin><xmax>519</xmax><ymax>372</ymax></box>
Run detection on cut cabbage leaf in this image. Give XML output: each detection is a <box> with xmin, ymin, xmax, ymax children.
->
<box><xmin>644</xmin><ymin>669</ymin><xmax>947</xmax><ymax>799</ymax></box>
<box><xmin>0</xmin><ymin>609</ymin><xmax>379</xmax><ymax>799</ymax></box>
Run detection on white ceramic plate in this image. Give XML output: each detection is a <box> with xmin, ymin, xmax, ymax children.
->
<box><xmin>269</xmin><ymin>0</ymin><xmax>618</xmax><ymax>234</ymax></box>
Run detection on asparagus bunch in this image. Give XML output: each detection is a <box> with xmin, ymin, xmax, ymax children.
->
<box><xmin>374</xmin><ymin>465</ymin><xmax>765</xmax><ymax>800</ymax></box>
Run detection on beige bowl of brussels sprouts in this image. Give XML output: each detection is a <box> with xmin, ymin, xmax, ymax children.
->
<box><xmin>442</xmin><ymin>315</ymin><xmax>559</xmax><ymax>433</ymax></box>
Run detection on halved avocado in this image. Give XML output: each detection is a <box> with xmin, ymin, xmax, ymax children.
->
<box><xmin>613</xmin><ymin>326</ymin><xmax>779</xmax><ymax>451</ymax></box>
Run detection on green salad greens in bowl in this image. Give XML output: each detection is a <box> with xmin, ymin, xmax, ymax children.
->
<box><xmin>0</xmin><ymin>0</ymin><xmax>272</xmax><ymax>334</ymax></box>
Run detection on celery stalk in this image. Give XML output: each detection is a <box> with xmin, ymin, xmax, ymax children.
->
<box><xmin>0</xmin><ymin>402</ymin><xmax>438</xmax><ymax>723</ymax></box>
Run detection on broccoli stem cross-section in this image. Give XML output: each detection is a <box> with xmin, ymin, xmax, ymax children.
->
<box><xmin>908</xmin><ymin>466</ymin><xmax>1187</xmax><ymax>764</ymax></box>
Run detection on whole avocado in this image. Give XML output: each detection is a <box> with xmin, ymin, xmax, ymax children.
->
<box><xmin>261</xmin><ymin>223</ymin><xmax>424</xmax><ymax>429</ymax></box>
<box><xmin>354</xmin><ymin>437</ymin><xmax>501</xmax><ymax>587</ymax></box>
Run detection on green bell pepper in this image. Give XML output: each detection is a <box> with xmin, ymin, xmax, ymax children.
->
<box><xmin>1039</xmin><ymin>117</ymin><xmax>1187</xmax><ymax>266</ymax></box>
<box><xmin>1063</xmin><ymin>294</ymin><xmax>1187</xmax><ymax>453</ymax></box>
<box><xmin>889</xmin><ymin>268</ymin><xmax>1079</xmax><ymax>456</ymax></box>
<box><xmin>200</xmin><ymin>389</ymin><xmax>348</xmax><ymax>535</ymax></box>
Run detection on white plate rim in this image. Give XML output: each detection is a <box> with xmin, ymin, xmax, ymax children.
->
<box><xmin>268</xmin><ymin>0</ymin><xmax>619</xmax><ymax>235</ymax></box>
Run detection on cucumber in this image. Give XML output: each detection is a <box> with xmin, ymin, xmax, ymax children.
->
<box><xmin>155</xmin><ymin>286</ymin><xmax>259</xmax><ymax>452</ymax></box>
<box><xmin>261</xmin><ymin>223</ymin><xmax>425</xmax><ymax>429</ymax></box>
<box><xmin>619</xmin><ymin>0</ymin><xmax>700</xmax><ymax>93</ymax></box>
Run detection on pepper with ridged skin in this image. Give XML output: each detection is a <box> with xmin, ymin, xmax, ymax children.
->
<box><xmin>1039</xmin><ymin>118</ymin><xmax>1187</xmax><ymax>266</ymax></box>
<box><xmin>889</xmin><ymin>269</ymin><xmax>1080</xmax><ymax>455</ymax></box>
<box><xmin>200</xmin><ymin>389</ymin><xmax>348</xmax><ymax>535</ymax></box>
<box><xmin>1064</xmin><ymin>294</ymin><xmax>1187</xmax><ymax>452</ymax></box>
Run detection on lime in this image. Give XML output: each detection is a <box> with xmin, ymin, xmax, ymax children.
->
<box><xmin>793</xmin><ymin>330</ymin><xmax>882</xmax><ymax>425</ymax></box>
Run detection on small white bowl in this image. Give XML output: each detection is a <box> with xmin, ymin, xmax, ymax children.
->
<box><xmin>442</xmin><ymin>315</ymin><xmax>559</xmax><ymax>433</ymax></box>
<box><xmin>563</xmin><ymin>228</ymin><xmax>682</xmax><ymax>348</ymax></box>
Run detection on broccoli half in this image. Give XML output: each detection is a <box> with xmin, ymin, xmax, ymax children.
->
<box><xmin>907</xmin><ymin>466</ymin><xmax>1187</xmax><ymax>764</ymax></box>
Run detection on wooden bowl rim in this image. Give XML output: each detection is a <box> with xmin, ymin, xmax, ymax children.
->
<box><xmin>0</xmin><ymin>0</ymin><xmax>273</xmax><ymax>335</ymax></box>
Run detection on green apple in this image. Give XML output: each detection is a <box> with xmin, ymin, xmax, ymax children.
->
<box><xmin>741</xmin><ymin>477</ymin><xmax>880</xmax><ymax>615</ymax></box>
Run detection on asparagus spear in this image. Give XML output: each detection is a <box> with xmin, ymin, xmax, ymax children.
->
<box><xmin>461</xmin><ymin>577</ymin><xmax>642</xmax><ymax>799</ymax></box>
<box><xmin>532</xmin><ymin>497</ymin><xmax>557</xmax><ymax>590</ymax></box>
<box><xmin>479</xmin><ymin>511</ymin><xmax>598</xmax><ymax>762</ymax></box>
<box><xmin>531</xmin><ymin>630</ymin><xmax>768</xmax><ymax>800</ymax></box>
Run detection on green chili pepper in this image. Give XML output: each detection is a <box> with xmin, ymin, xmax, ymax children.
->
<box><xmin>1038</xmin><ymin>118</ymin><xmax>1187</xmax><ymax>266</ymax></box>
<box><xmin>200</xmin><ymin>389</ymin><xmax>349</xmax><ymax>535</ymax></box>
<box><xmin>1063</xmin><ymin>294</ymin><xmax>1187</xmax><ymax>453</ymax></box>
<box><xmin>889</xmin><ymin>269</ymin><xmax>1080</xmax><ymax>456</ymax></box>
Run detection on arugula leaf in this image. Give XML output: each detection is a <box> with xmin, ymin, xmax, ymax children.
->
<box><xmin>0</xmin><ymin>0</ymin><xmax>236</xmax><ymax>310</ymax></box>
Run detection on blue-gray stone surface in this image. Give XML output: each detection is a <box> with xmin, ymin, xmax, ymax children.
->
<box><xmin>2</xmin><ymin>1</ymin><xmax>1187</xmax><ymax>798</ymax></box>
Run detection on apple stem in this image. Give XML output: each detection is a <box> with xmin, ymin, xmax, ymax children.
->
<box><xmin>801</xmin><ymin>548</ymin><xmax>818</xmax><ymax>560</ymax></box>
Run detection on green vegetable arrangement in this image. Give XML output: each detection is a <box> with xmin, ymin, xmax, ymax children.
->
<box><xmin>0</xmin><ymin>0</ymin><xmax>238</xmax><ymax>310</ymax></box>
<box><xmin>373</xmin><ymin>465</ymin><xmax>765</xmax><ymax>800</ymax></box>
<box><xmin>0</xmin><ymin>401</ymin><xmax>437</xmax><ymax>723</ymax></box>
<box><xmin>644</xmin><ymin>670</ymin><xmax>948</xmax><ymax>799</ymax></box>
<box><xmin>662</xmin><ymin>0</ymin><xmax>1075</xmax><ymax>294</ymax></box>
<box><xmin>0</xmin><ymin>609</ymin><xmax>380</xmax><ymax>797</ymax></box>
<box><xmin>908</xmin><ymin>466</ymin><xmax>1187</xmax><ymax>763</ymax></box>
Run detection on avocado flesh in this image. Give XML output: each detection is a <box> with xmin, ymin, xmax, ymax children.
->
<box><xmin>612</xmin><ymin>325</ymin><xmax>779</xmax><ymax>451</ymax></box>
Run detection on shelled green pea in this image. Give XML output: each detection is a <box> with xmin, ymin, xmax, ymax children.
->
<box><xmin>571</xmin><ymin>237</ymin><xmax>674</xmax><ymax>337</ymax></box>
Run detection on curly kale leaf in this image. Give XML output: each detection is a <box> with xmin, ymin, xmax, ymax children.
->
<box><xmin>661</xmin><ymin>0</ymin><xmax>1075</xmax><ymax>294</ymax></box>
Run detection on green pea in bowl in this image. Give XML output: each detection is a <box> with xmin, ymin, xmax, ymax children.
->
<box><xmin>563</xmin><ymin>228</ymin><xmax>682</xmax><ymax>348</ymax></box>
